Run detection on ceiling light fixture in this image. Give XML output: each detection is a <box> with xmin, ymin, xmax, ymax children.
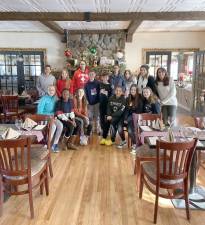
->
<box><xmin>84</xmin><ymin>12</ymin><xmax>91</xmax><ymax>22</ymax></box>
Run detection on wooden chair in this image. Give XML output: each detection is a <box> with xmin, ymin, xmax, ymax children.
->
<box><xmin>139</xmin><ymin>139</ymin><xmax>197</xmax><ymax>224</ymax></box>
<box><xmin>0</xmin><ymin>95</ymin><xmax>25</xmax><ymax>122</ymax></box>
<box><xmin>194</xmin><ymin>116</ymin><xmax>205</xmax><ymax>170</ymax></box>
<box><xmin>132</xmin><ymin>113</ymin><xmax>162</xmax><ymax>171</ymax></box>
<box><xmin>0</xmin><ymin>137</ymin><xmax>49</xmax><ymax>218</ymax></box>
<box><xmin>24</xmin><ymin>114</ymin><xmax>54</xmax><ymax>178</ymax></box>
<box><xmin>132</xmin><ymin>113</ymin><xmax>164</xmax><ymax>190</ymax></box>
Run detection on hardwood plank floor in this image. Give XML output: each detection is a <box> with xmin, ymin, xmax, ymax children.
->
<box><xmin>0</xmin><ymin>113</ymin><xmax>205</xmax><ymax>225</ymax></box>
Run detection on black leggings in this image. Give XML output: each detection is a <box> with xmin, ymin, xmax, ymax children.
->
<box><xmin>127</xmin><ymin>115</ymin><xmax>137</xmax><ymax>145</ymax></box>
<box><xmin>60</xmin><ymin>120</ymin><xmax>75</xmax><ymax>138</ymax></box>
<box><xmin>102</xmin><ymin>117</ymin><xmax>125</xmax><ymax>142</ymax></box>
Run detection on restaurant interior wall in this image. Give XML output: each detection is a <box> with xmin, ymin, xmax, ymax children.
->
<box><xmin>125</xmin><ymin>31</ymin><xmax>205</xmax><ymax>73</ymax></box>
<box><xmin>0</xmin><ymin>31</ymin><xmax>205</xmax><ymax>73</ymax></box>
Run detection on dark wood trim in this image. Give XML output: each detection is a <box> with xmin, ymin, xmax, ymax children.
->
<box><xmin>40</xmin><ymin>21</ymin><xmax>64</xmax><ymax>34</ymax></box>
<box><xmin>126</xmin><ymin>20</ymin><xmax>142</xmax><ymax>42</ymax></box>
<box><xmin>68</xmin><ymin>29</ymin><xmax>126</xmax><ymax>34</ymax></box>
<box><xmin>1</xmin><ymin>11</ymin><xmax>205</xmax><ymax>21</ymax></box>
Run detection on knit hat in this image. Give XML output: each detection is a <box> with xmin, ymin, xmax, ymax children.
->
<box><xmin>140</xmin><ymin>64</ymin><xmax>149</xmax><ymax>72</ymax></box>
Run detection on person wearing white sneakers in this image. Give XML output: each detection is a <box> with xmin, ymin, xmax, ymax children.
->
<box><xmin>124</xmin><ymin>84</ymin><xmax>143</xmax><ymax>153</ymax></box>
<box><xmin>100</xmin><ymin>86</ymin><xmax>126</xmax><ymax>148</ymax></box>
<box><xmin>73</xmin><ymin>88</ymin><xmax>92</xmax><ymax>145</ymax></box>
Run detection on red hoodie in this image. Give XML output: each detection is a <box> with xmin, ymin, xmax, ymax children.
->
<box><xmin>56</xmin><ymin>79</ymin><xmax>71</xmax><ymax>97</ymax></box>
<box><xmin>71</xmin><ymin>68</ymin><xmax>89</xmax><ymax>94</ymax></box>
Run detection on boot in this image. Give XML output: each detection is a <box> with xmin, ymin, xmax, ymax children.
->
<box><xmin>62</xmin><ymin>136</ymin><xmax>69</xmax><ymax>150</ymax></box>
<box><xmin>67</xmin><ymin>136</ymin><xmax>78</xmax><ymax>150</ymax></box>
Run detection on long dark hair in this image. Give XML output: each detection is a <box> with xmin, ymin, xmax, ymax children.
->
<box><xmin>156</xmin><ymin>67</ymin><xmax>170</xmax><ymax>86</ymax></box>
<box><xmin>127</xmin><ymin>84</ymin><xmax>140</xmax><ymax>108</ymax></box>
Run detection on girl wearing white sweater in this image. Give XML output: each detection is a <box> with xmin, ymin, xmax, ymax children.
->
<box><xmin>155</xmin><ymin>67</ymin><xmax>177</xmax><ymax>125</ymax></box>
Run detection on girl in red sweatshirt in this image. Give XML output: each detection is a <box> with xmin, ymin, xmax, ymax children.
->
<box><xmin>71</xmin><ymin>60</ymin><xmax>89</xmax><ymax>94</ymax></box>
<box><xmin>56</xmin><ymin>68</ymin><xmax>71</xmax><ymax>97</ymax></box>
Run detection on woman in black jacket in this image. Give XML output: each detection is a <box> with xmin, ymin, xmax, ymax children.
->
<box><xmin>124</xmin><ymin>84</ymin><xmax>143</xmax><ymax>151</ymax></box>
<box><xmin>142</xmin><ymin>87</ymin><xmax>161</xmax><ymax>114</ymax></box>
<box><xmin>136</xmin><ymin>64</ymin><xmax>158</xmax><ymax>96</ymax></box>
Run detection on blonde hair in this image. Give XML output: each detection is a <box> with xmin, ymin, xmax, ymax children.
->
<box><xmin>142</xmin><ymin>87</ymin><xmax>158</xmax><ymax>103</ymax></box>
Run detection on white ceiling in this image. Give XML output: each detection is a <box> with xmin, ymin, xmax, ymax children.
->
<box><xmin>1</xmin><ymin>0</ymin><xmax>205</xmax><ymax>12</ymax></box>
<box><xmin>0</xmin><ymin>0</ymin><xmax>205</xmax><ymax>32</ymax></box>
<box><xmin>138</xmin><ymin>20</ymin><xmax>205</xmax><ymax>32</ymax></box>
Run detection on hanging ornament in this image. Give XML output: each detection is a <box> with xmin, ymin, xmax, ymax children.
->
<box><xmin>64</xmin><ymin>48</ymin><xmax>72</xmax><ymax>57</ymax></box>
<box><xmin>116</xmin><ymin>50</ymin><xmax>124</xmax><ymax>59</ymax></box>
<box><xmin>89</xmin><ymin>47</ymin><xmax>97</xmax><ymax>55</ymax></box>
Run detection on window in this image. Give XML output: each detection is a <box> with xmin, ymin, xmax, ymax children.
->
<box><xmin>144</xmin><ymin>49</ymin><xmax>198</xmax><ymax>80</ymax></box>
<box><xmin>0</xmin><ymin>49</ymin><xmax>45</xmax><ymax>94</ymax></box>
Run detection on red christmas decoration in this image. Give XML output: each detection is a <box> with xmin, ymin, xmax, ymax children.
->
<box><xmin>64</xmin><ymin>48</ymin><xmax>72</xmax><ymax>57</ymax></box>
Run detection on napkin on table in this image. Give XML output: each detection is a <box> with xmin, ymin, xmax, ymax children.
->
<box><xmin>22</xmin><ymin>118</ymin><xmax>37</xmax><ymax>130</ymax></box>
<box><xmin>1</xmin><ymin>128</ymin><xmax>20</xmax><ymax>140</ymax></box>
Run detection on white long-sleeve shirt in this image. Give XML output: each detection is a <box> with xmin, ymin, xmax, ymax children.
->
<box><xmin>156</xmin><ymin>78</ymin><xmax>177</xmax><ymax>106</ymax></box>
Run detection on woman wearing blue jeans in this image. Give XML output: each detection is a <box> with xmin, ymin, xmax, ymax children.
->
<box><xmin>37</xmin><ymin>85</ymin><xmax>63</xmax><ymax>152</ymax></box>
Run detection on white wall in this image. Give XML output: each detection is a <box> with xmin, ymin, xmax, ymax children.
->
<box><xmin>0</xmin><ymin>31</ymin><xmax>65</xmax><ymax>70</ymax></box>
<box><xmin>125</xmin><ymin>31</ymin><xmax>205</xmax><ymax>71</ymax></box>
<box><xmin>1</xmin><ymin>31</ymin><xmax>205</xmax><ymax>73</ymax></box>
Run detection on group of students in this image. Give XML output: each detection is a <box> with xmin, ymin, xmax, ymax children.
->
<box><xmin>36</xmin><ymin>61</ymin><xmax>177</xmax><ymax>153</ymax></box>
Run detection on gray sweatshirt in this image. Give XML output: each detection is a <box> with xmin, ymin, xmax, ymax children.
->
<box><xmin>37</xmin><ymin>74</ymin><xmax>56</xmax><ymax>96</ymax></box>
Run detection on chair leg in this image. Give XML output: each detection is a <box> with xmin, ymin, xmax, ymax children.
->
<box><xmin>134</xmin><ymin>157</ymin><xmax>140</xmax><ymax>175</ymax></box>
<box><xmin>184</xmin><ymin>182</ymin><xmax>190</xmax><ymax>220</ymax></box>
<box><xmin>48</xmin><ymin>157</ymin><xmax>53</xmax><ymax>178</ymax></box>
<box><xmin>135</xmin><ymin>158</ymin><xmax>141</xmax><ymax>191</ymax></box>
<box><xmin>28</xmin><ymin>182</ymin><xmax>34</xmax><ymax>219</ymax></box>
<box><xmin>139</xmin><ymin>170</ymin><xmax>144</xmax><ymax>199</ymax></box>
<box><xmin>44</xmin><ymin>167</ymin><xmax>49</xmax><ymax>196</ymax></box>
<box><xmin>0</xmin><ymin>177</ymin><xmax>3</xmax><ymax>216</ymax></box>
<box><xmin>197</xmin><ymin>151</ymin><xmax>201</xmax><ymax>174</ymax></box>
<box><xmin>154</xmin><ymin>190</ymin><xmax>159</xmax><ymax>224</ymax></box>
<box><xmin>40</xmin><ymin>174</ymin><xmax>44</xmax><ymax>195</ymax></box>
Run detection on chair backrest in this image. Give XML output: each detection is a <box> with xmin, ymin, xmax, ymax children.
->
<box><xmin>24</xmin><ymin>114</ymin><xmax>53</xmax><ymax>149</ymax></box>
<box><xmin>156</xmin><ymin>139</ymin><xmax>197</xmax><ymax>186</ymax></box>
<box><xmin>138</xmin><ymin>113</ymin><xmax>162</xmax><ymax>124</ymax></box>
<box><xmin>0</xmin><ymin>95</ymin><xmax>19</xmax><ymax>114</ymax></box>
<box><xmin>0</xmin><ymin>138</ymin><xmax>31</xmax><ymax>182</ymax></box>
<box><xmin>194</xmin><ymin>116</ymin><xmax>205</xmax><ymax>129</ymax></box>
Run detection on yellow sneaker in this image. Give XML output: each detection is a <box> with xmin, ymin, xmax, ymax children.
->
<box><xmin>100</xmin><ymin>138</ymin><xmax>106</xmax><ymax>145</ymax></box>
<box><xmin>105</xmin><ymin>139</ymin><xmax>113</xmax><ymax>146</ymax></box>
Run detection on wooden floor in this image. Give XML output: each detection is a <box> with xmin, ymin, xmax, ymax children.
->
<box><xmin>1</xmin><ymin>112</ymin><xmax>205</xmax><ymax>225</ymax></box>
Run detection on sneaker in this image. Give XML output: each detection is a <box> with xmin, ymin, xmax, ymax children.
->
<box><xmin>100</xmin><ymin>138</ymin><xmax>106</xmax><ymax>145</ymax></box>
<box><xmin>52</xmin><ymin>144</ymin><xmax>60</xmax><ymax>153</ymax></box>
<box><xmin>117</xmin><ymin>140</ymin><xmax>127</xmax><ymax>149</ymax></box>
<box><xmin>80</xmin><ymin>135</ymin><xmax>88</xmax><ymax>146</ymax></box>
<box><xmin>130</xmin><ymin>149</ymin><xmax>137</xmax><ymax>155</ymax></box>
<box><xmin>105</xmin><ymin>139</ymin><xmax>113</xmax><ymax>146</ymax></box>
<box><xmin>131</xmin><ymin>144</ymin><xmax>137</xmax><ymax>151</ymax></box>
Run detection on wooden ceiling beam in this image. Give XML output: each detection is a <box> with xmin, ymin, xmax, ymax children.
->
<box><xmin>126</xmin><ymin>20</ymin><xmax>142</xmax><ymax>42</ymax></box>
<box><xmin>68</xmin><ymin>29</ymin><xmax>126</xmax><ymax>34</ymax></box>
<box><xmin>1</xmin><ymin>11</ymin><xmax>205</xmax><ymax>21</ymax></box>
<box><xmin>40</xmin><ymin>21</ymin><xmax>64</xmax><ymax>34</ymax></box>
